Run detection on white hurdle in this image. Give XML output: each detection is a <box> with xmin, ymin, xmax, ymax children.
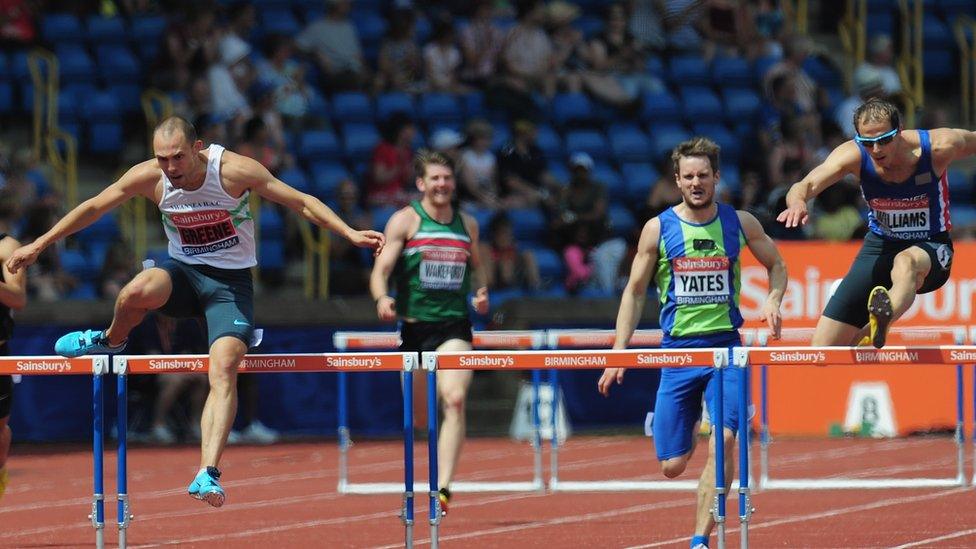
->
<box><xmin>744</xmin><ymin>328</ymin><xmax>972</xmax><ymax>491</ymax></box>
<box><xmin>332</xmin><ymin>330</ymin><xmax>547</xmax><ymax>495</ymax></box>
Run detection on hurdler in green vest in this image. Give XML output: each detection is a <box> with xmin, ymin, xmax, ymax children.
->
<box><xmin>369</xmin><ymin>150</ymin><xmax>489</xmax><ymax>516</ymax></box>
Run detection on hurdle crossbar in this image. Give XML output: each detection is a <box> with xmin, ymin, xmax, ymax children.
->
<box><xmin>333</xmin><ymin>330</ymin><xmax>547</xmax><ymax>495</ymax></box>
<box><xmin>0</xmin><ymin>356</ymin><xmax>110</xmax><ymax>549</ymax></box>
<box><xmin>544</xmin><ymin>329</ymin><xmax>757</xmax><ymax>494</ymax></box>
<box><xmin>746</xmin><ymin>326</ymin><xmax>972</xmax><ymax>491</ymax></box>
<box><xmin>113</xmin><ymin>352</ymin><xmax>417</xmax><ymax>549</ymax></box>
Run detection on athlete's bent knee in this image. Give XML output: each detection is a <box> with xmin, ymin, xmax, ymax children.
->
<box><xmin>661</xmin><ymin>457</ymin><xmax>689</xmax><ymax>478</ymax></box>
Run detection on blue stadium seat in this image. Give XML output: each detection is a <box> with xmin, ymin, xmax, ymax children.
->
<box><xmin>278</xmin><ymin>167</ymin><xmax>311</xmax><ymax>194</ymax></box>
<box><xmin>463</xmin><ymin>206</ymin><xmax>494</xmax><ymax>233</ymax></box>
<box><xmin>548</xmin><ymin>161</ymin><xmax>570</xmax><ymax>186</ymax></box>
<box><xmin>462</xmin><ymin>91</ymin><xmax>486</xmax><ymax>119</ymax></box>
<box><xmin>84</xmin><ymin>90</ymin><xmax>121</xmax><ymax>121</ymax></box>
<box><xmin>922</xmin><ymin>14</ymin><xmax>954</xmax><ymax>49</ymax></box>
<box><xmin>42</xmin><ymin>14</ymin><xmax>85</xmax><ymax>46</ymax></box>
<box><xmin>418</xmin><ymin>93</ymin><xmax>462</xmax><ymax>124</ymax></box>
<box><xmin>621</xmin><ymin>162</ymin><xmax>659</xmax><ymax>203</ymax></box>
<box><xmin>753</xmin><ymin>54</ymin><xmax>781</xmax><ymax>83</ymax></box>
<box><xmin>692</xmin><ymin>123</ymin><xmax>739</xmax><ymax>164</ymax></box>
<box><xmin>260</xmin><ymin>9</ymin><xmax>301</xmax><ymax>36</ymax></box>
<box><xmin>573</xmin><ymin>15</ymin><xmax>604</xmax><ymax>39</ymax></box>
<box><xmin>952</xmin><ymin>205</ymin><xmax>976</xmax><ymax>230</ymax></box>
<box><xmin>722</xmin><ymin>88</ymin><xmax>762</xmax><ymax>124</ymax></box>
<box><xmin>530</xmin><ymin>247</ymin><xmax>565</xmax><ymax>281</ymax></box>
<box><xmin>85</xmin><ymin>90</ymin><xmax>124</xmax><ymax>154</ymax></box>
<box><xmin>680</xmin><ymin>87</ymin><xmax>723</xmax><ymax>121</ymax></box>
<box><xmin>923</xmin><ymin>48</ymin><xmax>956</xmax><ymax>81</ymax></box>
<box><xmin>375</xmin><ymin>91</ymin><xmax>415</xmax><ymax>122</ymax></box>
<box><xmin>352</xmin><ymin>11</ymin><xmax>387</xmax><ymax>45</ymax></box>
<box><xmin>608</xmin><ymin>204</ymin><xmax>636</xmax><ymax>238</ymax></box>
<box><xmin>608</xmin><ymin>126</ymin><xmax>651</xmax><ymax>164</ymax></box>
<box><xmin>939</xmin><ymin>0</ymin><xmax>974</xmax><ymax>17</ymax></box>
<box><xmin>649</xmin><ymin>124</ymin><xmax>692</xmax><ymax>162</ymax></box>
<box><xmin>639</xmin><ymin>90</ymin><xmax>682</xmax><ymax>124</ymax></box>
<box><xmin>371</xmin><ymin>204</ymin><xmax>398</xmax><ymax>232</ymax></box>
<box><xmin>96</xmin><ymin>45</ymin><xmax>141</xmax><ymax>85</ymax></box>
<box><xmin>331</xmin><ymin>92</ymin><xmax>374</xmax><ymax>124</ymax></box>
<box><xmin>948</xmin><ymin>170</ymin><xmax>974</xmax><ymax>203</ymax></box>
<box><xmin>77</xmin><ymin>213</ymin><xmax>120</xmax><ymax>244</ymax></box>
<box><xmin>865</xmin><ymin>9</ymin><xmax>895</xmax><ymax>37</ymax></box>
<box><xmin>508</xmin><ymin>207</ymin><xmax>547</xmax><ymax>242</ymax></box>
<box><xmin>490</xmin><ymin>123</ymin><xmax>511</xmax><ymax>151</ymax></box>
<box><xmin>298</xmin><ymin>130</ymin><xmax>341</xmax><ymax>164</ymax></box>
<box><xmin>129</xmin><ymin>15</ymin><xmax>167</xmax><ymax>62</ymax></box>
<box><xmin>0</xmin><ymin>82</ymin><xmax>11</xmax><ymax>114</ymax></box>
<box><xmin>56</xmin><ymin>48</ymin><xmax>96</xmax><ymax>85</ymax></box>
<box><xmin>309</xmin><ymin>162</ymin><xmax>350</xmax><ymax>201</ymax></box>
<box><xmin>551</xmin><ymin>92</ymin><xmax>596</xmax><ymax>128</ymax></box>
<box><xmin>719</xmin><ymin>165</ymin><xmax>741</xmax><ymax>197</ymax></box>
<box><xmin>259</xmin><ymin>239</ymin><xmax>286</xmax><ymax>271</ymax></box>
<box><xmin>801</xmin><ymin>56</ymin><xmax>843</xmax><ymax>88</ymax></box>
<box><xmin>645</xmin><ymin>56</ymin><xmax>665</xmax><ymax>78</ymax></box>
<box><xmin>341</xmin><ymin>123</ymin><xmax>380</xmax><ymax>163</ymax></box>
<box><xmin>259</xmin><ymin>203</ymin><xmax>285</xmax><ymax>239</ymax></box>
<box><xmin>593</xmin><ymin>164</ymin><xmax>626</xmax><ymax>202</ymax></box>
<box><xmin>535</xmin><ymin>124</ymin><xmax>563</xmax><ymax>159</ymax></box>
<box><xmin>106</xmin><ymin>83</ymin><xmax>142</xmax><ymax>115</ymax></box>
<box><xmin>711</xmin><ymin>55</ymin><xmax>754</xmax><ymax>88</ymax></box>
<box><xmin>667</xmin><ymin>55</ymin><xmax>711</xmax><ymax>86</ymax></box>
<box><xmin>565</xmin><ymin>130</ymin><xmax>610</xmax><ymax>161</ymax></box>
<box><xmin>86</xmin><ymin>15</ymin><xmax>127</xmax><ymax>45</ymax></box>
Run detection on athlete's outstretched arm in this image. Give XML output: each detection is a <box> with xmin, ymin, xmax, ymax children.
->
<box><xmin>598</xmin><ymin>217</ymin><xmax>661</xmax><ymax>396</ymax></box>
<box><xmin>6</xmin><ymin>161</ymin><xmax>158</xmax><ymax>274</ymax></box>
<box><xmin>740</xmin><ymin>211</ymin><xmax>787</xmax><ymax>339</ymax></box>
<box><xmin>928</xmin><ymin>128</ymin><xmax>976</xmax><ymax>168</ymax></box>
<box><xmin>0</xmin><ymin>236</ymin><xmax>27</xmax><ymax>310</ymax></box>
<box><xmin>369</xmin><ymin>208</ymin><xmax>412</xmax><ymax>321</ymax></box>
<box><xmin>231</xmin><ymin>153</ymin><xmax>385</xmax><ymax>252</ymax></box>
<box><xmin>776</xmin><ymin>141</ymin><xmax>861</xmax><ymax>228</ymax></box>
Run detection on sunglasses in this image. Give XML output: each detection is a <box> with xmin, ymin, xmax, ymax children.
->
<box><xmin>854</xmin><ymin>128</ymin><xmax>898</xmax><ymax>146</ymax></box>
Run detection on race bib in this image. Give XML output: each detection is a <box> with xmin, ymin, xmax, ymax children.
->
<box><xmin>420</xmin><ymin>249</ymin><xmax>467</xmax><ymax>290</ymax></box>
<box><xmin>170</xmin><ymin>210</ymin><xmax>240</xmax><ymax>255</ymax></box>
<box><xmin>673</xmin><ymin>256</ymin><xmax>730</xmax><ymax>305</ymax></box>
<box><xmin>870</xmin><ymin>197</ymin><xmax>930</xmax><ymax>235</ymax></box>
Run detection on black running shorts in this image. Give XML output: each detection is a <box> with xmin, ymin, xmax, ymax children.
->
<box><xmin>399</xmin><ymin>319</ymin><xmax>473</xmax><ymax>352</ymax></box>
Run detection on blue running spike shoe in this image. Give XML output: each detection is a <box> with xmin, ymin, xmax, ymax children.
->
<box><xmin>188</xmin><ymin>466</ymin><xmax>225</xmax><ymax>508</ymax></box>
<box><xmin>54</xmin><ymin>329</ymin><xmax>126</xmax><ymax>358</ymax></box>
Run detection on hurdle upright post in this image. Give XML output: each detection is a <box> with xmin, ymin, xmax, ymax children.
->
<box><xmin>90</xmin><ymin>356</ymin><xmax>108</xmax><ymax>549</ymax></box>
<box><xmin>712</xmin><ymin>348</ymin><xmax>727</xmax><ymax>549</ymax></box>
<box><xmin>422</xmin><ymin>352</ymin><xmax>441</xmax><ymax>549</ymax></box>
<box><xmin>114</xmin><ymin>356</ymin><xmax>133</xmax><ymax>549</ymax></box>
<box><xmin>401</xmin><ymin>360</ymin><xmax>415</xmax><ymax>549</ymax></box>
<box><xmin>734</xmin><ymin>347</ymin><xmax>752</xmax><ymax>549</ymax></box>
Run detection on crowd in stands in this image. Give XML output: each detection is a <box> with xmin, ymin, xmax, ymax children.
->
<box><xmin>0</xmin><ymin>0</ymin><xmax>974</xmax><ymax>305</ymax></box>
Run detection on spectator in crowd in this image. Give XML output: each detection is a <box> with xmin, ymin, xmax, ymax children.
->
<box><xmin>497</xmin><ymin>119</ymin><xmax>559</xmax><ymax>207</ymax></box>
<box><xmin>0</xmin><ymin>0</ymin><xmax>36</xmax><ymax>46</ymax></box>
<box><xmin>374</xmin><ymin>8</ymin><xmax>423</xmax><ymax>93</ymax></box>
<box><xmin>145</xmin><ymin>316</ymin><xmax>210</xmax><ymax>445</ymax></box>
<box><xmin>479</xmin><ymin>213</ymin><xmax>541</xmax><ymax>291</ymax></box>
<box><xmin>626</xmin><ymin>0</ymin><xmax>667</xmax><ymax>53</ymax></box>
<box><xmin>661</xmin><ymin>0</ymin><xmax>707</xmax><ymax>54</ymax></box>
<box><xmin>218</xmin><ymin>2</ymin><xmax>256</xmax><ymax>69</ymax></box>
<box><xmin>546</xmin><ymin>1</ymin><xmax>586</xmax><ymax>94</ymax></box>
<box><xmin>459</xmin><ymin>119</ymin><xmax>500</xmax><ymax>209</ymax></box>
<box><xmin>20</xmin><ymin>200</ymin><xmax>76</xmax><ymax>301</ymax></box>
<box><xmin>835</xmin><ymin>66</ymin><xmax>886</xmax><ymax>139</ymax></box>
<box><xmin>194</xmin><ymin>113</ymin><xmax>228</xmax><ymax>147</ymax></box>
<box><xmin>237</xmin><ymin>116</ymin><xmax>288</xmax><ymax>175</ymax></box>
<box><xmin>855</xmin><ymin>34</ymin><xmax>902</xmax><ymax>96</ymax></box>
<box><xmin>637</xmin><ymin>157</ymin><xmax>683</xmax><ymax>225</ymax></box>
<box><xmin>367</xmin><ymin>112</ymin><xmax>417</xmax><ymax>207</ymax></box>
<box><xmin>430</xmin><ymin>127</ymin><xmax>465</xmax><ymax>166</ymax></box>
<box><xmin>554</xmin><ymin>152</ymin><xmax>627</xmax><ymax>294</ymax></box>
<box><xmin>179</xmin><ymin>76</ymin><xmax>215</xmax><ymax>123</ymax></box>
<box><xmin>296</xmin><ymin>0</ymin><xmax>369</xmax><ymax>92</ymax></box>
<box><xmin>766</xmin><ymin>114</ymin><xmax>816</xmax><ymax>190</ymax></box>
<box><xmin>152</xmin><ymin>7</ymin><xmax>219</xmax><ymax>92</ymax></box>
<box><xmin>811</xmin><ymin>181</ymin><xmax>866</xmax><ymax>241</ymax></box>
<box><xmin>228</xmin><ymin>373</ymin><xmax>280</xmax><ymax>445</ymax></box>
<box><xmin>746</xmin><ymin>0</ymin><xmax>790</xmax><ymax>58</ymax></box>
<box><xmin>460</xmin><ymin>0</ymin><xmax>506</xmax><ymax>87</ymax></box>
<box><xmin>490</xmin><ymin>0</ymin><xmax>553</xmax><ymax>121</ymax></box>
<box><xmin>98</xmin><ymin>240</ymin><xmax>137</xmax><ymax>300</ymax></box>
<box><xmin>698</xmin><ymin>0</ymin><xmax>753</xmax><ymax>58</ymax></box>
<box><xmin>763</xmin><ymin>34</ymin><xmax>820</xmax><ymax>115</ymax></box>
<box><xmin>424</xmin><ymin>15</ymin><xmax>467</xmax><ymax>93</ymax></box>
<box><xmin>247</xmin><ymin>81</ymin><xmax>290</xmax><ymax>156</ymax></box>
<box><xmin>584</xmin><ymin>2</ymin><xmax>664</xmax><ymax>110</ymax></box>
<box><xmin>255</xmin><ymin>35</ymin><xmax>313</xmax><ymax>130</ymax></box>
<box><xmin>208</xmin><ymin>37</ymin><xmax>254</xmax><ymax>139</ymax></box>
<box><xmin>329</xmin><ymin>179</ymin><xmax>373</xmax><ymax>296</ymax></box>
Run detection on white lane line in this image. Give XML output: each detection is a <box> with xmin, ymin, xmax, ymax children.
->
<box><xmin>889</xmin><ymin>528</ymin><xmax>976</xmax><ymax>548</ymax></box>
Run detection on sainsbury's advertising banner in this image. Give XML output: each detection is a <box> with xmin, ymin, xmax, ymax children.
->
<box><xmin>739</xmin><ymin>241</ymin><xmax>976</xmax><ymax>436</ymax></box>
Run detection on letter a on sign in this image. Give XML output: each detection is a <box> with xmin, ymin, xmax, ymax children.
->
<box><xmin>843</xmin><ymin>382</ymin><xmax>897</xmax><ymax>437</ymax></box>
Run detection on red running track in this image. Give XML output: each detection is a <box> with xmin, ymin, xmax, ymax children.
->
<box><xmin>3</xmin><ymin>436</ymin><xmax>975</xmax><ymax>548</ymax></box>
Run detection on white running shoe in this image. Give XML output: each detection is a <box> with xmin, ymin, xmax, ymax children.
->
<box><xmin>151</xmin><ymin>425</ymin><xmax>177</xmax><ymax>445</ymax></box>
<box><xmin>242</xmin><ymin>420</ymin><xmax>279</xmax><ymax>445</ymax></box>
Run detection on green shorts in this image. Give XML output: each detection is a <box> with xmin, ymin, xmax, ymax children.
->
<box><xmin>823</xmin><ymin>232</ymin><xmax>953</xmax><ymax>328</ymax></box>
<box><xmin>157</xmin><ymin>259</ymin><xmax>254</xmax><ymax>346</ymax></box>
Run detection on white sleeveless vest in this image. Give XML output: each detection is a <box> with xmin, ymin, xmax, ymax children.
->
<box><xmin>158</xmin><ymin>144</ymin><xmax>256</xmax><ymax>269</ymax></box>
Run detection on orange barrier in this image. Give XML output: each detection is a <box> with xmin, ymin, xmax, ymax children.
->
<box><xmin>115</xmin><ymin>353</ymin><xmax>414</xmax><ymax>374</ymax></box>
<box><xmin>425</xmin><ymin>349</ymin><xmax>725</xmax><ymax>371</ymax></box>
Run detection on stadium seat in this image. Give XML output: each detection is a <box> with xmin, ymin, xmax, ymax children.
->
<box><xmin>667</xmin><ymin>55</ymin><xmax>711</xmax><ymax>86</ymax></box>
<box><xmin>865</xmin><ymin>9</ymin><xmax>895</xmax><ymax>37</ymax></box>
<box><xmin>375</xmin><ymin>91</ymin><xmax>416</xmax><ymax>121</ymax></box>
<box><xmin>259</xmin><ymin>238</ymin><xmax>286</xmax><ymax>272</ymax></box>
<box><xmin>648</xmin><ymin>124</ymin><xmax>692</xmax><ymax>162</ymax></box>
<box><xmin>259</xmin><ymin>203</ymin><xmax>285</xmax><ymax>239</ymax></box>
<box><xmin>621</xmin><ymin>162</ymin><xmax>659</xmax><ymax>203</ymax></box>
<box><xmin>593</xmin><ymin>164</ymin><xmax>626</xmax><ymax>202</ymax></box>
<box><xmin>608</xmin><ymin>204</ymin><xmax>637</xmax><ymax>238</ymax></box>
<box><xmin>608</xmin><ymin>126</ymin><xmax>651</xmax><ymax>164</ymax></box>
<box><xmin>331</xmin><ymin>92</ymin><xmax>374</xmax><ymax>124</ymax></box>
<box><xmin>711</xmin><ymin>55</ymin><xmax>754</xmax><ymax>88</ymax></box>
<box><xmin>721</xmin><ymin>88</ymin><xmax>762</xmax><ymax>124</ymax></box>
<box><xmin>565</xmin><ymin>130</ymin><xmax>610</xmax><ymax>162</ymax></box>
<box><xmin>86</xmin><ymin>15</ymin><xmax>127</xmax><ymax>46</ymax></box>
<box><xmin>922</xmin><ymin>14</ymin><xmax>954</xmax><ymax>49</ymax></box>
<box><xmin>462</xmin><ymin>91</ymin><xmax>486</xmax><ymax>119</ymax></box>
<box><xmin>531</xmin><ymin>247</ymin><xmax>565</xmax><ymax>281</ymax></box>
<box><xmin>418</xmin><ymin>93</ymin><xmax>462</xmax><ymax>124</ymax></box>
<box><xmin>573</xmin><ymin>15</ymin><xmax>604</xmax><ymax>39</ymax></box>
<box><xmin>130</xmin><ymin>15</ymin><xmax>167</xmax><ymax>62</ymax></box>
<box><xmin>535</xmin><ymin>124</ymin><xmax>563</xmax><ymax>159</ymax></box>
<box><xmin>639</xmin><ymin>90</ymin><xmax>682</xmax><ymax>124</ymax></box>
<box><xmin>691</xmin><ymin>123</ymin><xmax>739</xmax><ymax>164</ymax></box>
<box><xmin>42</xmin><ymin>13</ymin><xmax>85</xmax><ymax>46</ymax></box>
<box><xmin>85</xmin><ymin>90</ymin><xmax>124</xmax><ymax>154</ymax></box>
<box><xmin>352</xmin><ymin>11</ymin><xmax>388</xmax><ymax>45</ymax></box>
<box><xmin>551</xmin><ymin>93</ymin><xmax>596</xmax><ymax>128</ymax></box>
<box><xmin>341</xmin><ymin>123</ymin><xmax>380</xmax><ymax>163</ymax></box>
<box><xmin>947</xmin><ymin>170</ymin><xmax>974</xmax><ymax>203</ymax></box>
<box><xmin>371</xmin><ymin>204</ymin><xmax>398</xmax><ymax>232</ymax></box>
<box><xmin>278</xmin><ymin>167</ymin><xmax>311</xmax><ymax>194</ymax></box>
<box><xmin>490</xmin><ymin>123</ymin><xmax>511</xmax><ymax>152</ymax></box>
<box><xmin>923</xmin><ymin>48</ymin><xmax>956</xmax><ymax>81</ymax></box>
<box><xmin>801</xmin><ymin>56</ymin><xmax>843</xmax><ymax>88</ymax></box>
<box><xmin>298</xmin><ymin>130</ymin><xmax>341</xmax><ymax>164</ymax></box>
<box><xmin>680</xmin><ymin>87</ymin><xmax>723</xmax><ymax>121</ymax></box>
<box><xmin>259</xmin><ymin>9</ymin><xmax>301</xmax><ymax>36</ymax></box>
<box><xmin>56</xmin><ymin>48</ymin><xmax>96</xmax><ymax>86</ymax></box>
<box><xmin>309</xmin><ymin>162</ymin><xmax>351</xmax><ymax>201</ymax></box>
<box><xmin>508</xmin><ymin>207</ymin><xmax>547</xmax><ymax>242</ymax></box>
<box><xmin>96</xmin><ymin>45</ymin><xmax>141</xmax><ymax>85</ymax></box>
<box><xmin>753</xmin><ymin>54</ymin><xmax>781</xmax><ymax>83</ymax></box>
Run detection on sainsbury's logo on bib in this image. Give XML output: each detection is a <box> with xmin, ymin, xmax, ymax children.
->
<box><xmin>673</xmin><ymin>256</ymin><xmax>730</xmax><ymax>305</ymax></box>
<box><xmin>170</xmin><ymin>209</ymin><xmax>240</xmax><ymax>255</ymax></box>
<box><xmin>870</xmin><ymin>196</ymin><xmax>930</xmax><ymax>237</ymax></box>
